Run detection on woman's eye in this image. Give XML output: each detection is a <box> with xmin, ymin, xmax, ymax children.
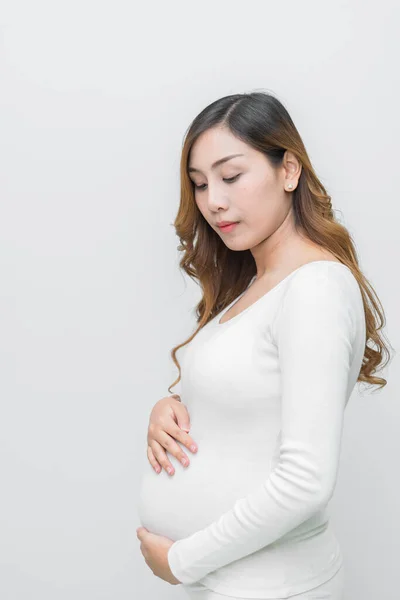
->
<box><xmin>193</xmin><ymin>174</ymin><xmax>241</xmax><ymax>191</ymax></box>
<box><xmin>224</xmin><ymin>174</ymin><xmax>241</xmax><ymax>184</ymax></box>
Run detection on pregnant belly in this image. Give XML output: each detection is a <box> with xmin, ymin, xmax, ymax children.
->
<box><xmin>137</xmin><ymin>437</ymin><xmax>271</xmax><ymax>541</ymax></box>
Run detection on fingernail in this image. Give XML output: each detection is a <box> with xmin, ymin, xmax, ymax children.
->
<box><xmin>167</xmin><ymin>467</ymin><xmax>174</xmax><ymax>475</ymax></box>
<box><xmin>190</xmin><ymin>444</ymin><xmax>197</xmax><ymax>452</ymax></box>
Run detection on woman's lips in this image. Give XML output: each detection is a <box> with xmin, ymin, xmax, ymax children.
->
<box><xmin>218</xmin><ymin>222</ymin><xmax>239</xmax><ymax>232</ymax></box>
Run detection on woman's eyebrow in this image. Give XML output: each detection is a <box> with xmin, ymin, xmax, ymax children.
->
<box><xmin>188</xmin><ymin>153</ymin><xmax>244</xmax><ymax>174</ymax></box>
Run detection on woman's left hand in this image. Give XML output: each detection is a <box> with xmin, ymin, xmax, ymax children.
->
<box><xmin>136</xmin><ymin>526</ymin><xmax>181</xmax><ymax>585</ymax></box>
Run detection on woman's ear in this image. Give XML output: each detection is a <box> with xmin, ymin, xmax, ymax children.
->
<box><xmin>282</xmin><ymin>150</ymin><xmax>301</xmax><ymax>188</ymax></box>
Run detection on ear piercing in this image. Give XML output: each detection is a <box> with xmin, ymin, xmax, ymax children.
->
<box><xmin>287</xmin><ymin>184</ymin><xmax>293</xmax><ymax>190</ymax></box>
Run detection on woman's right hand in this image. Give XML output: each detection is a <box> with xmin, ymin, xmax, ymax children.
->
<box><xmin>147</xmin><ymin>394</ymin><xmax>198</xmax><ymax>476</ymax></box>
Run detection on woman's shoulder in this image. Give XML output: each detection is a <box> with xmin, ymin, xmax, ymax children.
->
<box><xmin>281</xmin><ymin>258</ymin><xmax>360</xmax><ymax>302</ymax></box>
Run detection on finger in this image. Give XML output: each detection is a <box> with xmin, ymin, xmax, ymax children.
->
<box><xmin>149</xmin><ymin>418</ymin><xmax>198</xmax><ymax>457</ymax></box>
<box><xmin>149</xmin><ymin>439</ymin><xmax>176</xmax><ymax>475</ymax></box>
<box><xmin>166</xmin><ymin>421</ymin><xmax>198</xmax><ymax>455</ymax></box>
<box><xmin>151</xmin><ymin>428</ymin><xmax>196</xmax><ymax>469</ymax></box>
<box><xmin>173</xmin><ymin>403</ymin><xmax>191</xmax><ymax>432</ymax></box>
<box><xmin>147</xmin><ymin>445</ymin><xmax>161</xmax><ymax>474</ymax></box>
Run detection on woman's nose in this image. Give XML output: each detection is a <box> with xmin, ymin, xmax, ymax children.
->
<box><xmin>207</xmin><ymin>188</ymin><xmax>229</xmax><ymax>211</ymax></box>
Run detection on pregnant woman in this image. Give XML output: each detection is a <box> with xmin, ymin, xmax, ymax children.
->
<box><xmin>136</xmin><ymin>91</ymin><xmax>391</xmax><ymax>599</ymax></box>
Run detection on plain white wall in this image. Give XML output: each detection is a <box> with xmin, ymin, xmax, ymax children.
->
<box><xmin>1</xmin><ymin>1</ymin><xmax>399</xmax><ymax>598</ymax></box>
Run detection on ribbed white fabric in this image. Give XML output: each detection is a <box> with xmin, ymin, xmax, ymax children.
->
<box><xmin>138</xmin><ymin>261</ymin><xmax>366</xmax><ymax>599</ymax></box>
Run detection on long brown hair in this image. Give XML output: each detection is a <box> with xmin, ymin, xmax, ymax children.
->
<box><xmin>167</xmin><ymin>91</ymin><xmax>392</xmax><ymax>395</ymax></box>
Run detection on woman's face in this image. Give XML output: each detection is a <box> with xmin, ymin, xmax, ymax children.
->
<box><xmin>188</xmin><ymin>126</ymin><xmax>299</xmax><ymax>252</ymax></box>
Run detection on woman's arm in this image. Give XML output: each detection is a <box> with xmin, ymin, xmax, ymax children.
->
<box><xmin>167</xmin><ymin>265</ymin><xmax>361</xmax><ymax>585</ymax></box>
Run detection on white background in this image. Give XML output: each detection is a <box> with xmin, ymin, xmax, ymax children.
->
<box><xmin>1</xmin><ymin>1</ymin><xmax>399</xmax><ymax>598</ymax></box>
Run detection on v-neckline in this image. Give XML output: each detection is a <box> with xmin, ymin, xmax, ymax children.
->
<box><xmin>216</xmin><ymin>260</ymin><xmax>349</xmax><ymax>326</ymax></box>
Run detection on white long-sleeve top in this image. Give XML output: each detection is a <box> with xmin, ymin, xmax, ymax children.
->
<box><xmin>137</xmin><ymin>260</ymin><xmax>366</xmax><ymax>598</ymax></box>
